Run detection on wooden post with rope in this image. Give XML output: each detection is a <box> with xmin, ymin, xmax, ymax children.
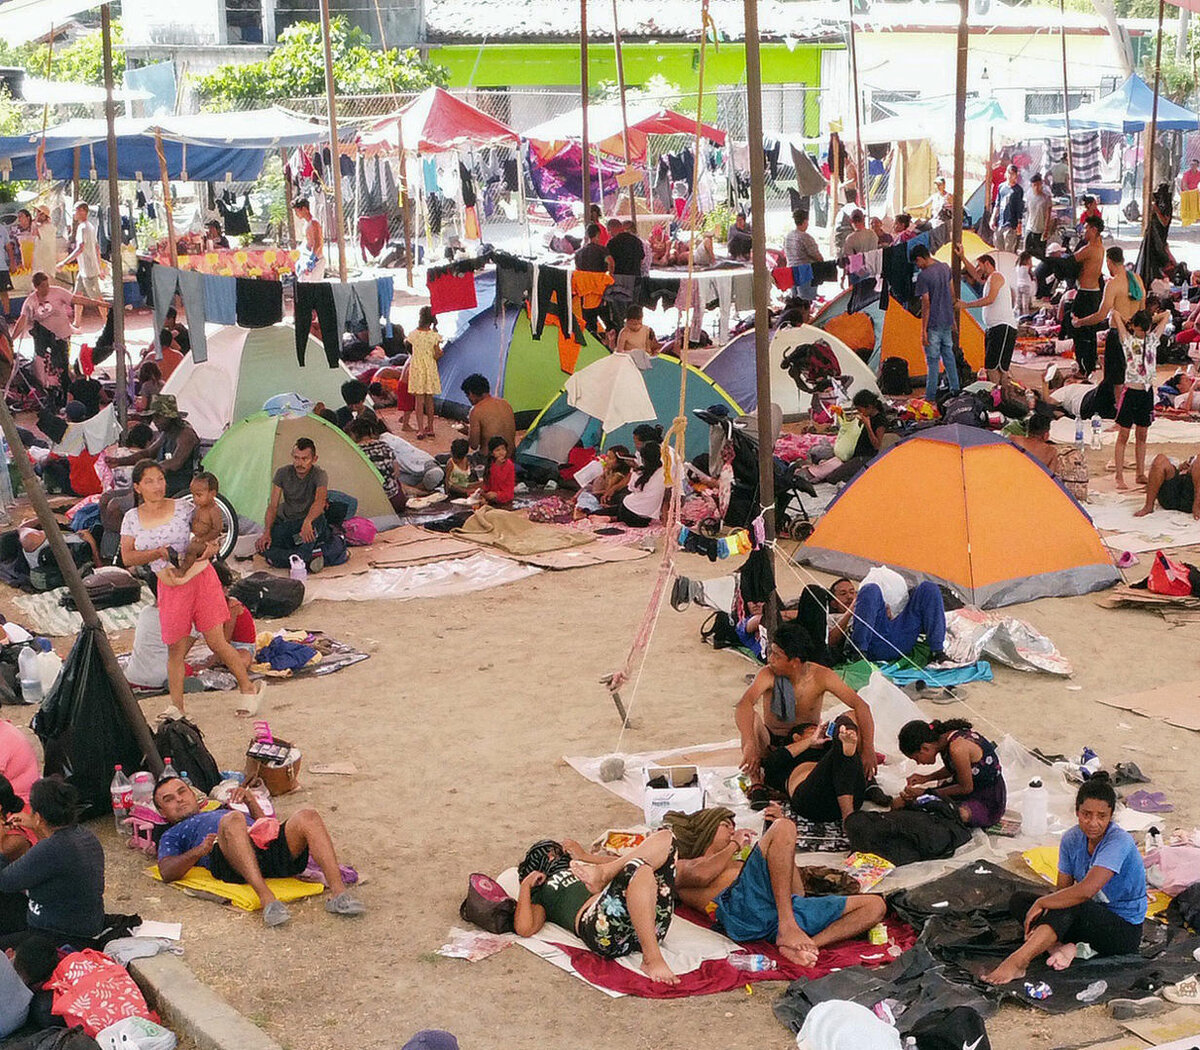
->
<box><xmin>847</xmin><ymin>0</ymin><xmax>869</xmax><ymax>220</ymax></box>
<box><xmin>581</xmin><ymin>0</ymin><xmax>591</xmax><ymax>215</ymax></box>
<box><xmin>101</xmin><ymin>4</ymin><xmax>127</xmax><ymax>427</ymax></box>
<box><xmin>951</xmin><ymin>0</ymin><xmax>969</xmax><ymax>345</ymax></box>
<box><xmin>1059</xmin><ymin>0</ymin><xmax>1077</xmax><ymax>215</ymax></box>
<box><xmin>370</xmin><ymin>0</ymin><xmax>415</xmax><ymax>288</ymax></box>
<box><xmin>279</xmin><ymin>148</ymin><xmax>295</xmax><ymax>248</ymax></box>
<box><xmin>1143</xmin><ymin>0</ymin><xmax>1166</xmax><ymax>234</ymax></box>
<box><xmin>610</xmin><ymin>0</ymin><xmax>637</xmax><ymax>222</ymax></box>
<box><xmin>318</xmin><ymin>0</ymin><xmax>348</xmax><ymax>282</ymax></box>
<box><xmin>153</xmin><ymin>130</ymin><xmax>179</xmax><ymax>269</ymax></box>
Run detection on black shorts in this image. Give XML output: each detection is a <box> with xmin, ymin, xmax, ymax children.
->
<box><xmin>984</xmin><ymin>324</ymin><xmax>1017</xmax><ymax>371</ymax></box>
<box><xmin>1159</xmin><ymin>468</ymin><xmax>1195</xmax><ymax>512</ymax></box>
<box><xmin>1115</xmin><ymin>387</ymin><xmax>1154</xmax><ymax>429</ymax></box>
<box><xmin>0</xmin><ymin>272</ymin><xmax>13</xmax><ymax>293</ymax></box>
<box><xmin>208</xmin><ymin>820</ymin><xmax>310</xmax><ymax>884</ymax></box>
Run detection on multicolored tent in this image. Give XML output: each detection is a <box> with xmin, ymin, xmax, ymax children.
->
<box><xmin>796</xmin><ymin>425</ymin><xmax>1119</xmax><ymax>608</ymax></box>
<box><xmin>516</xmin><ymin>354</ymin><xmax>741</xmax><ymax>472</ymax></box>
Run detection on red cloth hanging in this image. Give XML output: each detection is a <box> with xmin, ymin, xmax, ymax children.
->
<box><xmin>427</xmin><ymin>271</ymin><xmax>477</xmax><ymax>315</ymax></box>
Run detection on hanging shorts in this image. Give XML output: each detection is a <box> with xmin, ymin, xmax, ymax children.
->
<box><xmin>574</xmin><ymin>847</ymin><xmax>676</xmax><ymax>958</ymax></box>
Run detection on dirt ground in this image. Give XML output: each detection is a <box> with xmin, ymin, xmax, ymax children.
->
<box><xmin>6</xmin><ymin>431</ymin><xmax>1200</xmax><ymax>1049</ymax></box>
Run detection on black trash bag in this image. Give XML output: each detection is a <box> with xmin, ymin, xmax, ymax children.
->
<box><xmin>31</xmin><ymin>627</ymin><xmax>146</xmax><ymax>820</ymax></box>
<box><xmin>844</xmin><ymin>808</ymin><xmax>973</xmax><ymax>866</ymax></box>
<box><xmin>1</xmin><ymin>1027</ymin><xmax>102</xmax><ymax>1050</ymax></box>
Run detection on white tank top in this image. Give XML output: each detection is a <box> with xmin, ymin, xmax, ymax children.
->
<box><xmin>981</xmin><ymin>273</ymin><xmax>1018</xmax><ymax>331</ymax></box>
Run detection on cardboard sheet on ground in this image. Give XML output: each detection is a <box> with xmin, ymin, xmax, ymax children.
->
<box><xmin>1097</xmin><ymin>682</ymin><xmax>1200</xmax><ymax>732</ymax></box>
<box><xmin>1088</xmin><ymin>494</ymin><xmax>1200</xmax><ymax>552</ymax></box>
<box><xmin>14</xmin><ymin>586</ymin><xmax>153</xmax><ymax>637</ymax></box>
<box><xmin>146</xmin><ymin>864</ymin><xmax>324</xmax><ymax>911</ymax></box>
<box><xmin>300</xmin><ymin>553</ymin><xmax>539</xmax><ymax>602</ymax></box>
<box><xmin>1121</xmin><ymin>1008</ymin><xmax>1200</xmax><ymax>1045</ymax></box>
<box><xmin>1100</xmin><ymin>585</ymin><xmax>1200</xmax><ymax>611</ymax></box>
<box><xmin>246</xmin><ymin>526</ymin><xmax>480</xmax><ymax>581</ymax></box>
<box><xmin>1051</xmin><ymin>417</ymin><xmax>1200</xmax><ymax>446</ymax></box>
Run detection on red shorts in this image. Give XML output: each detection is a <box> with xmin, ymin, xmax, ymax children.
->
<box><xmin>157</xmin><ymin>563</ymin><xmax>230</xmax><ymax>646</ymax></box>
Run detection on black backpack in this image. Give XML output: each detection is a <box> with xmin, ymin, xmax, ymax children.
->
<box><xmin>154</xmin><ymin>717</ymin><xmax>222</xmax><ymax>793</ymax></box>
<box><xmin>879</xmin><ymin>356</ymin><xmax>911</xmax><ymax>395</ymax></box>
<box><xmin>700</xmin><ymin>611</ymin><xmax>743</xmax><ymax>651</ymax></box>
<box><xmin>1</xmin><ymin>1028</ymin><xmax>102</xmax><ymax>1050</ymax></box>
<box><xmin>62</xmin><ymin>567</ymin><xmax>143</xmax><ymax>611</ymax></box>
<box><xmin>908</xmin><ymin>1006</ymin><xmax>992</xmax><ymax>1050</ymax></box>
<box><xmin>228</xmin><ymin>571</ymin><xmax>305</xmax><ymax>618</ymax></box>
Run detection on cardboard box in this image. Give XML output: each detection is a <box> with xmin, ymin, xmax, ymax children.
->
<box><xmin>642</xmin><ymin>765</ymin><xmax>705</xmax><ymax>826</ymax></box>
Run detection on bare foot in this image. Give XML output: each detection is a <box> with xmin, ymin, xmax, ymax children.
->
<box><xmin>1135</xmin><ymin>475</ymin><xmax>1149</xmax><ymax>485</ymax></box>
<box><xmin>982</xmin><ymin>959</ymin><xmax>1027</xmax><ymax>985</ymax></box>
<box><xmin>640</xmin><ymin>955</ymin><xmax>680</xmax><ymax>985</ymax></box>
<box><xmin>569</xmin><ymin>859</ymin><xmax>609</xmax><ymax>894</ymax></box>
<box><xmin>839</xmin><ymin>724</ymin><xmax>859</xmax><ymax>757</ymax></box>
<box><xmin>1047</xmin><ymin>942</ymin><xmax>1077</xmax><ymax>970</ymax></box>
<box><xmin>1133</xmin><ymin>505</ymin><xmax>1154</xmax><ymax>517</ymax></box>
<box><xmin>1116</xmin><ymin>477</ymin><xmax>1130</xmax><ymax>491</ymax></box>
<box><xmin>777</xmin><ymin>927</ymin><xmax>819</xmax><ymax>968</ymax></box>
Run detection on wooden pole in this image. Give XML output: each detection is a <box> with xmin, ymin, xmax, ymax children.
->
<box><xmin>951</xmin><ymin>0</ymin><xmax>969</xmax><ymax>343</ymax></box>
<box><xmin>0</xmin><ymin>400</ymin><xmax>161</xmax><ymax>773</ymax></box>
<box><xmin>279</xmin><ymin>148</ymin><xmax>295</xmax><ymax>248</ymax></box>
<box><xmin>318</xmin><ymin>0</ymin><xmax>349</xmax><ymax>282</ymax></box>
<box><xmin>153</xmin><ymin>130</ymin><xmax>179</xmax><ymax>269</ymax></box>
<box><xmin>101</xmin><ymin>5</ymin><xmax>127</xmax><ymax>427</ymax></box>
<box><xmin>847</xmin><ymin>0</ymin><xmax>869</xmax><ymax>220</ymax></box>
<box><xmin>1143</xmin><ymin>0</ymin><xmax>1166</xmax><ymax>234</ymax></box>
<box><xmin>71</xmin><ymin>147</ymin><xmax>80</xmax><ymax>210</ymax></box>
<box><xmin>581</xmin><ymin>0</ymin><xmax>591</xmax><ymax>215</ymax></box>
<box><xmin>610</xmin><ymin>0</ymin><xmax>637</xmax><ymax>222</ymax></box>
<box><xmin>396</xmin><ymin>116</ymin><xmax>414</xmax><ymax>288</ymax></box>
<box><xmin>742</xmin><ymin>0</ymin><xmax>777</xmax><ymax>590</ymax></box>
<box><xmin>1059</xmin><ymin>0</ymin><xmax>1077</xmax><ymax>214</ymax></box>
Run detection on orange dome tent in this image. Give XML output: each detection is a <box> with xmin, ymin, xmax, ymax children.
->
<box><xmin>795</xmin><ymin>425</ymin><xmax>1119</xmax><ymax>608</ymax></box>
<box><xmin>879</xmin><ymin>300</ymin><xmax>985</xmax><ymax>382</ymax></box>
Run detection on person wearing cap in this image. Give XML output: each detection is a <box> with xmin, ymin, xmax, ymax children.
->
<box><xmin>107</xmin><ymin>394</ymin><xmax>200</xmax><ymax>498</ymax></box>
<box><xmin>1025</xmin><ymin>172</ymin><xmax>1051</xmax><ymax>258</ymax></box>
<box><xmin>58</xmin><ymin>202</ymin><xmax>106</xmax><ymax>329</ymax></box>
<box><xmin>204</xmin><ymin>219</ymin><xmax>229</xmax><ymax>250</ymax></box>
<box><xmin>919</xmin><ymin>176</ymin><xmax>950</xmax><ymax>221</ymax></box>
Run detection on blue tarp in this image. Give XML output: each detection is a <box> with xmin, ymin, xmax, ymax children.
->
<box><xmin>1033</xmin><ymin>73</ymin><xmax>1200</xmax><ymax>133</ymax></box>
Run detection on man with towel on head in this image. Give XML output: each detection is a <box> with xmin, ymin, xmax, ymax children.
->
<box><xmin>670</xmin><ymin>807</ymin><xmax>885</xmax><ymax>967</ymax></box>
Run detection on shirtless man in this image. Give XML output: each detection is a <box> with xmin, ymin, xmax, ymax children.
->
<box><xmin>1071</xmin><ymin>215</ymin><xmax>1106</xmax><ymax>379</ymax></box>
<box><xmin>293</xmin><ymin>198</ymin><xmax>325</xmax><ymax>282</ymax></box>
<box><xmin>1074</xmin><ymin>246</ymin><xmax>1145</xmax><ymax>389</ymax></box>
<box><xmin>1137</xmin><ymin>453</ymin><xmax>1200</xmax><ymax>519</ymax></box>
<box><xmin>1009</xmin><ymin>412</ymin><xmax>1060</xmax><ymax>474</ymax></box>
<box><xmin>736</xmin><ymin>621</ymin><xmax>878</xmax><ymax>784</ymax></box>
<box><xmin>673</xmin><ymin>808</ymin><xmax>885</xmax><ymax>966</ymax></box>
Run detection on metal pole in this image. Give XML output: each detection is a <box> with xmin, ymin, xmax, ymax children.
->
<box><xmin>951</xmin><ymin>0</ymin><xmax>969</xmax><ymax>341</ymax></box>
<box><xmin>1059</xmin><ymin>0</ymin><xmax>1077</xmax><ymax>214</ymax></box>
<box><xmin>847</xmin><ymin>0</ymin><xmax>869</xmax><ymax>220</ymax></box>
<box><xmin>153</xmin><ymin>130</ymin><xmax>179</xmax><ymax>269</ymax></box>
<box><xmin>318</xmin><ymin>0</ymin><xmax>349</xmax><ymax>282</ymax></box>
<box><xmin>610</xmin><ymin>0</ymin><xmax>637</xmax><ymax>222</ymax></box>
<box><xmin>742</xmin><ymin>0</ymin><xmax>777</xmax><ymax>578</ymax></box>
<box><xmin>0</xmin><ymin>401</ymin><xmax>161</xmax><ymax>773</ymax></box>
<box><xmin>1143</xmin><ymin>0</ymin><xmax>1166</xmax><ymax>234</ymax></box>
<box><xmin>581</xmin><ymin>0</ymin><xmax>591</xmax><ymax>215</ymax></box>
<box><xmin>102</xmin><ymin>6</ymin><xmax>127</xmax><ymax>428</ymax></box>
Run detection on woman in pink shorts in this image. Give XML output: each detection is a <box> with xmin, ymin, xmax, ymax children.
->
<box><xmin>119</xmin><ymin>460</ymin><xmax>264</xmax><ymax>717</ymax></box>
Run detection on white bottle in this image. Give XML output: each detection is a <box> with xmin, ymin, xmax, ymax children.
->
<box><xmin>162</xmin><ymin>757</ymin><xmax>177</xmax><ymax>782</ymax></box>
<box><xmin>1090</xmin><ymin>414</ymin><xmax>1102</xmax><ymax>450</ymax></box>
<box><xmin>35</xmin><ymin>639</ymin><xmax>61</xmax><ymax>694</ymax></box>
<box><xmin>1023</xmin><ymin>777</ymin><xmax>1048</xmax><ymax>837</ymax></box>
<box><xmin>110</xmin><ymin>765</ymin><xmax>132</xmax><ymax>834</ymax></box>
<box><xmin>18</xmin><ymin>645</ymin><xmax>41</xmax><ymax>705</ymax></box>
<box><xmin>1074</xmin><ymin>416</ymin><xmax>1085</xmax><ymax>448</ymax></box>
<box><xmin>289</xmin><ymin>554</ymin><xmax>307</xmax><ymax>582</ymax></box>
<box><xmin>130</xmin><ymin>771</ymin><xmax>154</xmax><ymax>809</ymax></box>
<box><xmin>0</xmin><ymin>434</ymin><xmax>13</xmax><ymax>519</ymax></box>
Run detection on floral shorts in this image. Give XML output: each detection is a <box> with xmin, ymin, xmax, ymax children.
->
<box><xmin>575</xmin><ymin>846</ymin><xmax>676</xmax><ymax>958</ymax></box>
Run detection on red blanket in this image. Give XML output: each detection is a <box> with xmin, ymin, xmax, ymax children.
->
<box><xmin>550</xmin><ymin>910</ymin><xmax>916</xmax><ymax>999</ymax></box>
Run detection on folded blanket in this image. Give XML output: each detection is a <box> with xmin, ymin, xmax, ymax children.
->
<box><xmin>453</xmin><ymin>506</ymin><xmax>597</xmax><ymax>556</ymax></box>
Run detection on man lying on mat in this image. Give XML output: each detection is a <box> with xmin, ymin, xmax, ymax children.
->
<box><xmin>668</xmin><ymin>807</ymin><xmax>885</xmax><ymax>968</ymax></box>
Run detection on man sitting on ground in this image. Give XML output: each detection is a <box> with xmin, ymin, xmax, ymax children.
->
<box><xmin>670</xmin><ymin>807</ymin><xmax>885</xmax><ymax>967</ymax></box>
<box><xmin>461</xmin><ymin>374</ymin><xmax>516</xmax><ymax>462</ymax></box>
<box><xmin>1136</xmin><ymin>453</ymin><xmax>1200</xmax><ymax>519</ymax></box>
<box><xmin>1009</xmin><ymin>411</ymin><xmax>1060</xmax><ymax>474</ymax></box>
<box><xmin>255</xmin><ymin>437</ymin><xmax>332</xmax><ymax>571</ymax></box>
<box><xmin>154</xmin><ymin>776</ymin><xmax>364</xmax><ymax>927</ymax></box>
<box><xmin>736</xmin><ymin>621</ymin><xmax>878</xmax><ymax>786</ymax></box>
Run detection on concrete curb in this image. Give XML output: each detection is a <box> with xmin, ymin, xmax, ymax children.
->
<box><xmin>130</xmin><ymin>955</ymin><xmax>284</xmax><ymax>1050</ymax></box>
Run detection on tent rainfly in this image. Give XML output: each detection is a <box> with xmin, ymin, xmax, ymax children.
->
<box><xmin>361</xmin><ymin>87</ymin><xmax>519</xmax><ymax>154</ymax></box>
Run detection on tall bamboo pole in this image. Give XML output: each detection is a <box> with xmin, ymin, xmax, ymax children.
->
<box><xmin>951</xmin><ymin>0</ymin><xmax>969</xmax><ymax>346</ymax></box>
<box><xmin>847</xmin><ymin>0</ymin><xmax>868</xmax><ymax>220</ymax></box>
<box><xmin>1143</xmin><ymin>0</ymin><xmax>1166</xmax><ymax>233</ymax></box>
<box><xmin>318</xmin><ymin>0</ymin><xmax>348</xmax><ymax>282</ymax></box>
<box><xmin>101</xmin><ymin>6</ymin><xmax>127</xmax><ymax>427</ymax></box>
<box><xmin>581</xmin><ymin>0</ymin><xmax>591</xmax><ymax>215</ymax></box>
<box><xmin>610</xmin><ymin>0</ymin><xmax>637</xmax><ymax>222</ymax></box>
<box><xmin>1059</xmin><ymin>0</ymin><xmax>1077</xmax><ymax>214</ymax></box>
<box><xmin>153</xmin><ymin>131</ymin><xmax>178</xmax><ymax>269</ymax></box>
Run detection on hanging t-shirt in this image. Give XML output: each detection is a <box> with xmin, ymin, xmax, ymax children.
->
<box><xmin>427</xmin><ymin>271</ymin><xmax>477</xmax><ymax>315</ymax></box>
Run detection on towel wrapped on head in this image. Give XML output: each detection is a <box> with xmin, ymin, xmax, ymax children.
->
<box><xmin>662</xmin><ymin>806</ymin><xmax>736</xmax><ymax>859</ymax></box>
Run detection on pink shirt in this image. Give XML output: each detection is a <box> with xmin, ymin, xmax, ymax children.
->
<box><xmin>21</xmin><ymin>286</ymin><xmax>74</xmax><ymax>340</ymax></box>
<box><xmin>0</xmin><ymin>720</ymin><xmax>39</xmax><ymax>803</ymax></box>
<box><xmin>1185</xmin><ymin>169</ymin><xmax>1200</xmax><ymax>191</ymax></box>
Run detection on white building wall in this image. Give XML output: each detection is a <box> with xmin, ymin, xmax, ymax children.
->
<box><xmin>122</xmin><ymin>0</ymin><xmax>228</xmax><ymax>47</ymax></box>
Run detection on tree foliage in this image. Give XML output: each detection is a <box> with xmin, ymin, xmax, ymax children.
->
<box><xmin>24</xmin><ymin>24</ymin><xmax>125</xmax><ymax>85</ymax></box>
<box><xmin>195</xmin><ymin>19</ymin><xmax>448</xmax><ymax>107</ymax></box>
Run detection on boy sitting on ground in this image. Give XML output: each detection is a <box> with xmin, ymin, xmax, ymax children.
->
<box><xmin>168</xmin><ymin>472</ymin><xmax>222</xmax><ymax>573</ymax></box>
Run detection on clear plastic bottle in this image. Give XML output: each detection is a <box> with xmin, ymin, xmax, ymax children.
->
<box><xmin>728</xmin><ymin>951</ymin><xmax>776</xmax><ymax>972</ymax></box>
<box><xmin>289</xmin><ymin>554</ymin><xmax>307</xmax><ymax>582</ymax></box>
<box><xmin>1091</xmin><ymin>414</ymin><xmax>1102</xmax><ymax>450</ymax></box>
<box><xmin>17</xmin><ymin>645</ymin><xmax>41</xmax><ymax>705</ymax></box>
<box><xmin>1074</xmin><ymin>416</ymin><xmax>1085</xmax><ymax>448</ymax></box>
<box><xmin>130</xmin><ymin>771</ymin><xmax>154</xmax><ymax>809</ymax></box>
<box><xmin>162</xmin><ymin>757</ymin><xmax>177</xmax><ymax>782</ymax></box>
<box><xmin>110</xmin><ymin>765</ymin><xmax>132</xmax><ymax>834</ymax></box>
<box><xmin>1023</xmin><ymin>777</ymin><xmax>1048</xmax><ymax>837</ymax></box>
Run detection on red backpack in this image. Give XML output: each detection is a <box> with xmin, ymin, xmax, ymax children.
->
<box><xmin>1147</xmin><ymin>550</ymin><xmax>1198</xmax><ymax>597</ymax></box>
<box><xmin>49</xmin><ymin>949</ymin><xmax>157</xmax><ymax>1036</ymax></box>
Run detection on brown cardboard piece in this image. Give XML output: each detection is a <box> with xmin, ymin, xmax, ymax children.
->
<box><xmin>1097</xmin><ymin>682</ymin><xmax>1200</xmax><ymax>732</ymax></box>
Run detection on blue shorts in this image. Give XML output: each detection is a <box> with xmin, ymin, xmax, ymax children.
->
<box><xmin>714</xmin><ymin>844</ymin><xmax>847</xmax><ymax>942</ymax></box>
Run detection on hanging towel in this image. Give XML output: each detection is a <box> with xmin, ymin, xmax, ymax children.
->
<box><xmin>330</xmin><ymin>283</ymin><xmax>359</xmax><ymax>354</ymax></box>
<box><xmin>879</xmin><ymin>244</ymin><xmax>916</xmax><ymax>310</ymax></box>
<box><xmin>427</xmin><ymin>271</ymin><xmax>478</xmax><ymax>315</ymax></box>
<box><xmin>235</xmin><ymin>278</ymin><xmax>283</xmax><ymax>328</ymax></box>
<box><xmin>730</xmin><ymin>273</ymin><xmax>755</xmax><ymax>313</ymax></box>
<box><xmin>772</xmin><ymin>266</ymin><xmax>795</xmax><ymax>291</ymax></box>
<box><xmin>358</xmin><ymin>214</ymin><xmax>389</xmax><ymax>258</ymax></box>
<box><xmin>791</xmin><ymin>264</ymin><xmax>813</xmax><ymax>291</ymax></box>
<box><xmin>349</xmin><ymin>280</ymin><xmax>383</xmax><ymax>346</ymax></box>
<box><xmin>811</xmin><ymin>260</ymin><xmax>839</xmax><ymax>285</ymax></box>
<box><xmin>375</xmin><ymin>276</ymin><xmax>394</xmax><ymax>337</ymax></box>
<box><xmin>863</xmin><ymin>249</ymin><xmax>884</xmax><ymax>278</ymax></box>
<box><xmin>791</xmin><ymin>147</ymin><xmax>827</xmax><ymax>196</ymax></box>
<box><xmin>494</xmin><ymin>251</ymin><xmax>533</xmax><ymax>314</ymax></box>
<box><xmin>463</xmin><ymin>205</ymin><xmax>481</xmax><ymax>241</ymax></box>
<box><xmin>202</xmin><ymin>273</ymin><xmax>237</xmax><ymax>325</ymax></box>
<box><xmin>294</xmin><ymin>282</ymin><xmax>340</xmax><ymax>366</ymax></box>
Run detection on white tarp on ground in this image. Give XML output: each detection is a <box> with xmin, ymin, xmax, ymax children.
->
<box><xmin>300</xmin><ymin>553</ymin><xmax>539</xmax><ymax>603</ymax></box>
<box><xmin>1087</xmin><ymin>493</ymin><xmax>1200</xmax><ymax>552</ymax></box>
<box><xmin>1050</xmin><ymin>417</ymin><xmax>1200</xmax><ymax>446</ymax></box>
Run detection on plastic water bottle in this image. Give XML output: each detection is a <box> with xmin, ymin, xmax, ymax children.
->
<box><xmin>728</xmin><ymin>951</ymin><xmax>776</xmax><ymax>972</ymax></box>
<box><xmin>162</xmin><ymin>757</ymin><xmax>177</xmax><ymax>782</ymax></box>
<box><xmin>1074</xmin><ymin>416</ymin><xmax>1085</xmax><ymax>448</ymax></box>
<box><xmin>18</xmin><ymin>645</ymin><xmax>41</xmax><ymax>705</ymax></box>
<box><xmin>289</xmin><ymin>554</ymin><xmax>307</xmax><ymax>582</ymax></box>
<box><xmin>1090</xmin><ymin>414</ymin><xmax>1102</xmax><ymax>450</ymax></box>
<box><xmin>1023</xmin><ymin>777</ymin><xmax>1048</xmax><ymax>837</ymax></box>
<box><xmin>130</xmin><ymin>771</ymin><xmax>154</xmax><ymax>808</ymax></box>
<box><xmin>35</xmin><ymin>639</ymin><xmax>61</xmax><ymax>694</ymax></box>
<box><xmin>110</xmin><ymin>765</ymin><xmax>132</xmax><ymax>834</ymax></box>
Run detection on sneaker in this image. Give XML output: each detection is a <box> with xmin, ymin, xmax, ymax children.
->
<box><xmin>1108</xmin><ymin>996</ymin><xmax>1167</xmax><ymax>1019</ymax></box>
<box><xmin>325</xmin><ymin>892</ymin><xmax>366</xmax><ymax>917</ymax></box>
<box><xmin>1163</xmin><ymin>975</ymin><xmax>1200</xmax><ymax>1005</ymax></box>
<box><xmin>262</xmin><ymin>900</ymin><xmax>291</xmax><ymax>927</ymax></box>
<box><xmin>308</xmin><ymin>553</ymin><xmax>324</xmax><ymax>574</ymax></box>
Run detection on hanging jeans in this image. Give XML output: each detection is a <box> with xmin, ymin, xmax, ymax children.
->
<box><xmin>151</xmin><ymin>265</ymin><xmax>207</xmax><ymax>361</ymax></box>
<box><xmin>531</xmin><ymin>265</ymin><xmax>572</xmax><ymax>340</ymax></box>
<box><xmin>852</xmin><ymin>581</ymin><xmax>947</xmax><ymax>662</ymax></box>
<box><xmin>202</xmin><ymin>273</ymin><xmax>237</xmax><ymax>325</ymax></box>
<box><xmin>293</xmin><ymin>282</ymin><xmax>340</xmax><ymax>366</ymax></box>
<box><xmin>924</xmin><ymin>327</ymin><xmax>959</xmax><ymax>402</ymax></box>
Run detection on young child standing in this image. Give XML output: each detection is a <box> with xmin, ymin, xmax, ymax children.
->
<box><xmin>446</xmin><ymin>438</ymin><xmax>479</xmax><ymax>498</ymax></box>
<box><xmin>406</xmin><ymin>306</ymin><xmax>443</xmax><ymax>441</ymax></box>
<box><xmin>615</xmin><ymin>305</ymin><xmax>661</xmax><ymax>355</ymax></box>
<box><xmin>1112</xmin><ymin>307</ymin><xmax>1169</xmax><ymax>491</ymax></box>
<box><xmin>482</xmin><ymin>436</ymin><xmax>515</xmax><ymax>506</ymax></box>
<box><xmin>169</xmin><ymin>472</ymin><xmax>223</xmax><ymax>572</ymax></box>
<box><xmin>1014</xmin><ymin>251</ymin><xmax>1035</xmax><ymax>317</ymax></box>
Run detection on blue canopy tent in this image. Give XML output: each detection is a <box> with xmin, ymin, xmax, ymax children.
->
<box><xmin>1033</xmin><ymin>74</ymin><xmax>1200</xmax><ymax>133</ymax></box>
<box><xmin>0</xmin><ymin>109</ymin><xmax>331</xmax><ymax>181</ymax></box>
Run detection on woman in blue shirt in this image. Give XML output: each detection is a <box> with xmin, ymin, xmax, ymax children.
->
<box><xmin>983</xmin><ymin>772</ymin><xmax>1146</xmax><ymax>985</ymax></box>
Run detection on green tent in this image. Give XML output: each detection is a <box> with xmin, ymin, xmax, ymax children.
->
<box><xmin>203</xmin><ymin>412</ymin><xmax>400</xmax><ymax>528</ymax></box>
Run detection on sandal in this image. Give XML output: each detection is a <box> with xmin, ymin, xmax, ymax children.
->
<box><xmin>235</xmin><ymin>680</ymin><xmax>266</xmax><ymax>717</ymax></box>
<box><xmin>746</xmin><ymin>784</ymin><xmax>786</xmax><ymax>811</ymax></box>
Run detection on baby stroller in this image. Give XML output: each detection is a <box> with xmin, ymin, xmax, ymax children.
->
<box><xmin>694</xmin><ymin>408</ymin><xmax>816</xmax><ymax>539</ymax></box>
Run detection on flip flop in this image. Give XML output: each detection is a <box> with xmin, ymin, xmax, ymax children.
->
<box><xmin>1115</xmin><ymin>550</ymin><xmax>1138</xmax><ymax>568</ymax></box>
<box><xmin>235</xmin><ymin>680</ymin><xmax>266</xmax><ymax>717</ymax></box>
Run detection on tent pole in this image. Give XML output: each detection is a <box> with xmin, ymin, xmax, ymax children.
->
<box><xmin>847</xmin><ymin>0</ymin><xmax>868</xmax><ymax>221</ymax></box>
<box><xmin>397</xmin><ymin>125</ymin><xmax>414</xmax><ymax>289</ymax></box>
<box><xmin>742</xmin><ymin>0</ymin><xmax>777</xmax><ymax>622</ymax></box>
<box><xmin>318</xmin><ymin>0</ymin><xmax>349</xmax><ymax>282</ymax></box>
<box><xmin>280</xmin><ymin>148</ymin><xmax>295</xmax><ymax>248</ymax></box>
<box><xmin>153</xmin><ymin>130</ymin><xmax>179</xmax><ymax>269</ymax></box>
<box><xmin>610</xmin><ymin>0</ymin><xmax>638</xmax><ymax>222</ymax></box>
<box><xmin>951</xmin><ymin>0</ymin><xmax>968</xmax><ymax>346</ymax></box>
<box><xmin>1059</xmin><ymin>0</ymin><xmax>1077</xmax><ymax>215</ymax></box>
<box><xmin>0</xmin><ymin>397</ymin><xmax>161</xmax><ymax>773</ymax></box>
<box><xmin>101</xmin><ymin>4</ymin><xmax>127</xmax><ymax>429</ymax></box>
<box><xmin>1143</xmin><ymin>0</ymin><xmax>1166</xmax><ymax>234</ymax></box>
<box><xmin>581</xmin><ymin>0</ymin><xmax>591</xmax><ymax>215</ymax></box>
